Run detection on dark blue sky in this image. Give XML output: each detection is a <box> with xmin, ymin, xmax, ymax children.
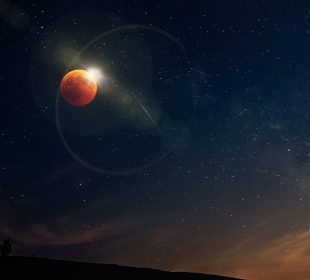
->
<box><xmin>1</xmin><ymin>1</ymin><xmax>310</xmax><ymax>279</ymax></box>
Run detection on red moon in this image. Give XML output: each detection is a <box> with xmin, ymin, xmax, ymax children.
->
<box><xmin>60</xmin><ymin>69</ymin><xmax>97</xmax><ymax>107</ymax></box>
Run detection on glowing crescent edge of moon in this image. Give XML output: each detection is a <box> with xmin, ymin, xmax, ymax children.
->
<box><xmin>86</xmin><ymin>68</ymin><xmax>104</xmax><ymax>83</ymax></box>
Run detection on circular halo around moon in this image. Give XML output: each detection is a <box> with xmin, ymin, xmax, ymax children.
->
<box><xmin>56</xmin><ymin>25</ymin><xmax>198</xmax><ymax>175</ymax></box>
<box><xmin>54</xmin><ymin>24</ymin><xmax>199</xmax><ymax>175</ymax></box>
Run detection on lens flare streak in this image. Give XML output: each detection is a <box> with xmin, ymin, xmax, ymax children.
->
<box><xmin>129</xmin><ymin>91</ymin><xmax>164</xmax><ymax>136</ymax></box>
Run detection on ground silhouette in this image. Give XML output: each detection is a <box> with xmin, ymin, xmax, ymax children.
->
<box><xmin>0</xmin><ymin>256</ymin><xmax>244</xmax><ymax>280</ymax></box>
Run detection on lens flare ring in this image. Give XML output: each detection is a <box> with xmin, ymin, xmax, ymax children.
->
<box><xmin>55</xmin><ymin>24</ymin><xmax>199</xmax><ymax>175</ymax></box>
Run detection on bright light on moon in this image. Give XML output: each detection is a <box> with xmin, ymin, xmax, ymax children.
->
<box><xmin>86</xmin><ymin>68</ymin><xmax>103</xmax><ymax>82</ymax></box>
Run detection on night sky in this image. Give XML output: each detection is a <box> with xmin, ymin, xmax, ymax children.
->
<box><xmin>1</xmin><ymin>1</ymin><xmax>310</xmax><ymax>279</ymax></box>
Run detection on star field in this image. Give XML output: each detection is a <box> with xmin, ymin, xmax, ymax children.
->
<box><xmin>1</xmin><ymin>1</ymin><xmax>310</xmax><ymax>279</ymax></box>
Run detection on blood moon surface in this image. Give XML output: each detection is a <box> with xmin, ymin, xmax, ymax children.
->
<box><xmin>60</xmin><ymin>69</ymin><xmax>97</xmax><ymax>107</ymax></box>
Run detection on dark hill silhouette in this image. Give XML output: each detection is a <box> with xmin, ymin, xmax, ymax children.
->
<box><xmin>0</xmin><ymin>256</ymin><xmax>243</xmax><ymax>280</ymax></box>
